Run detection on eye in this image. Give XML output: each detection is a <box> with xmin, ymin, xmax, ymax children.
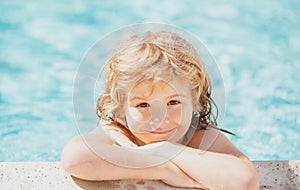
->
<box><xmin>136</xmin><ymin>102</ymin><xmax>150</xmax><ymax>108</ymax></box>
<box><xmin>167</xmin><ymin>100</ymin><xmax>181</xmax><ymax>106</ymax></box>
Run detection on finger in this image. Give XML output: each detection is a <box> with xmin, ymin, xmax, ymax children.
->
<box><xmin>109</xmin><ymin>131</ymin><xmax>138</xmax><ymax>147</ymax></box>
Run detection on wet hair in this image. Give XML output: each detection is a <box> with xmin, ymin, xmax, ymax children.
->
<box><xmin>97</xmin><ymin>31</ymin><xmax>219</xmax><ymax>130</ymax></box>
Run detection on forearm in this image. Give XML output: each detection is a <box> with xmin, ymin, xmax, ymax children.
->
<box><xmin>167</xmin><ymin>143</ymin><xmax>259</xmax><ymax>190</ymax></box>
<box><xmin>66</xmin><ymin>154</ymin><xmax>203</xmax><ymax>189</ymax></box>
<box><xmin>61</xmin><ymin>136</ymin><xmax>167</xmax><ymax>181</ymax></box>
<box><xmin>66</xmin><ymin>157</ymin><xmax>165</xmax><ymax>181</ymax></box>
<box><xmin>62</xmin><ymin>136</ymin><xmax>203</xmax><ymax>188</ymax></box>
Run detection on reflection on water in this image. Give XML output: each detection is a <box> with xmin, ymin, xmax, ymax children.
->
<box><xmin>0</xmin><ymin>0</ymin><xmax>299</xmax><ymax>161</ymax></box>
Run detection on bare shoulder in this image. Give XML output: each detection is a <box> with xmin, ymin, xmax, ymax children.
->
<box><xmin>187</xmin><ymin>128</ymin><xmax>246</xmax><ymax>157</ymax></box>
<box><xmin>61</xmin><ymin>123</ymin><xmax>125</xmax><ymax>171</ymax></box>
<box><xmin>86</xmin><ymin>126</ymin><xmax>112</xmax><ymax>142</ymax></box>
<box><xmin>67</xmin><ymin>122</ymin><xmax>122</xmax><ymax>145</ymax></box>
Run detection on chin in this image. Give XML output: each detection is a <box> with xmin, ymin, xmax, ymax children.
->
<box><xmin>147</xmin><ymin>139</ymin><xmax>167</xmax><ymax>144</ymax></box>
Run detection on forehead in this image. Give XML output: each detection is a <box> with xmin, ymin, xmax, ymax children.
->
<box><xmin>128</xmin><ymin>76</ymin><xmax>192</xmax><ymax>98</ymax></box>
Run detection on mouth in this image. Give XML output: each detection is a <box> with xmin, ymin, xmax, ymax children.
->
<box><xmin>148</xmin><ymin>128</ymin><xmax>176</xmax><ymax>134</ymax></box>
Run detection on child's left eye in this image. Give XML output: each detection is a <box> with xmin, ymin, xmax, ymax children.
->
<box><xmin>167</xmin><ymin>100</ymin><xmax>181</xmax><ymax>105</ymax></box>
<box><xmin>136</xmin><ymin>102</ymin><xmax>150</xmax><ymax>108</ymax></box>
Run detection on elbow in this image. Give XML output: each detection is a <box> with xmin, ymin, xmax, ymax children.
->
<box><xmin>235</xmin><ymin>166</ymin><xmax>260</xmax><ymax>190</ymax></box>
<box><xmin>61</xmin><ymin>136</ymin><xmax>91</xmax><ymax>175</ymax></box>
<box><xmin>61</xmin><ymin>135</ymin><xmax>111</xmax><ymax>181</ymax></box>
<box><xmin>61</xmin><ymin>148</ymin><xmax>75</xmax><ymax>174</ymax></box>
<box><xmin>241</xmin><ymin>171</ymin><xmax>260</xmax><ymax>190</ymax></box>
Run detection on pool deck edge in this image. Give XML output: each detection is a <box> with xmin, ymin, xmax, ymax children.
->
<box><xmin>0</xmin><ymin>160</ymin><xmax>299</xmax><ymax>189</ymax></box>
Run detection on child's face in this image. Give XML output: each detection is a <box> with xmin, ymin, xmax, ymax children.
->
<box><xmin>124</xmin><ymin>77</ymin><xmax>194</xmax><ymax>144</ymax></box>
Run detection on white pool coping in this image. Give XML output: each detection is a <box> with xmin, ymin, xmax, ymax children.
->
<box><xmin>0</xmin><ymin>161</ymin><xmax>299</xmax><ymax>189</ymax></box>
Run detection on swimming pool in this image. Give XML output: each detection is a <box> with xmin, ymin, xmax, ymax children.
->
<box><xmin>1</xmin><ymin>0</ymin><xmax>299</xmax><ymax>161</ymax></box>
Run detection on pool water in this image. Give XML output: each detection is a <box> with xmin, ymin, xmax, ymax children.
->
<box><xmin>1</xmin><ymin>0</ymin><xmax>300</xmax><ymax>161</ymax></box>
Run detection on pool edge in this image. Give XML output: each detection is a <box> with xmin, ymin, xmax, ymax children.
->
<box><xmin>0</xmin><ymin>161</ymin><xmax>299</xmax><ymax>189</ymax></box>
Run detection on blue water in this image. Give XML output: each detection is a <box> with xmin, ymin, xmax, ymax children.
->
<box><xmin>1</xmin><ymin>0</ymin><xmax>300</xmax><ymax>161</ymax></box>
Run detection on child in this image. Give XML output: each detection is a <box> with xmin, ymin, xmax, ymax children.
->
<box><xmin>61</xmin><ymin>31</ymin><xmax>259</xmax><ymax>189</ymax></box>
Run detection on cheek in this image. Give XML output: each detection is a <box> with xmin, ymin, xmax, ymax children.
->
<box><xmin>183</xmin><ymin>103</ymin><xmax>194</xmax><ymax>124</ymax></box>
<box><xmin>180</xmin><ymin>109</ymin><xmax>193</xmax><ymax>126</ymax></box>
<box><xmin>166</xmin><ymin>104</ymin><xmax>193</xmax><ymax>143</ymax></box>
<box><xmin>126</xmin><ymin>107</ymin><xmax>149</xmax><ymax>123</ymax></box>
<box><xmin>168</xmin><ymin>108</ymin><xmax>181</xmax><ymax>121</ymax></box>
<box><xmin>168</xmin><ymin>104</ymin><xmax>193</xmax><ymax>124</ymax></box>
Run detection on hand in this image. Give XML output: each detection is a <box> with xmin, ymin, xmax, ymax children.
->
<box><xmin>139</xmin><ymin>142</ymin><xmax>206</xmax><ymax>189</ymax></box>
<box><xmin>107</xmin><ymin>128</ymin><xmax>138</xmax><ymax>148</ymax></box>
<box><xmin>138</xmin><ymin>141</ymin><xmax>185</xmax><ymax>160</ymax></box>
<box><xmin>161</xmin><ymin>161</ymin><xmax>207</xmax><ymax>189</ymax></box>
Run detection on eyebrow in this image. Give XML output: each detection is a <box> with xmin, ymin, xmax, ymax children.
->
<box><xmin>129</xmin><ymin>94</ymin><xmax>187</xmax><ymax>102</ymax></box>
<box><xmin>166</xmin><ymin>94</ymin><xmax>184</xmax><ymax>99</ymax></box>
<box><xmin>129</xmin><ymin>97</ymin><xmax>147</xmax><ymax>102</ymax></box>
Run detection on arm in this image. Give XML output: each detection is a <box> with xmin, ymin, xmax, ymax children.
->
<box><xmin>61</xmin><ymin>127</ymin><xmax>202</xmax><ymax>188</ymax></box>
<box><xmin>167</xmin><ymin>143</ymin><xmax>259</xmax><ymax>190</ymax></box>
<box><xmin>153</xmin><ymin>129</ymin><xmax>260</xmax><ymax>190</ymax></box>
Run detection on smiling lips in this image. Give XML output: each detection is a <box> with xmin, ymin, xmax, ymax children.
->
<box><xmin>148</xmin><ymin>128</ymin><xmax>176</xmax><ymax>134</ymax></box>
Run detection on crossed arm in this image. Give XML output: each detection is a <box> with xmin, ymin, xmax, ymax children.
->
<box><xmin>61</xmin><ymin>126</ymin><xmax>259</xmax><ymax>189</ymax></box>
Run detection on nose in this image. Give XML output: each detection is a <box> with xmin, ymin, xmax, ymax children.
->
<box><xmin>149</xmin><ymin>99</ymin><xmax>167</xmax><ymax>130</ymax></box>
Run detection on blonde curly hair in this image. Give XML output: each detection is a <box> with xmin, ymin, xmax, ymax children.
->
<box><xmin>96</xmin><ymin>31</ymin><xmax>217</xmax><ymax>130</ymax></box>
